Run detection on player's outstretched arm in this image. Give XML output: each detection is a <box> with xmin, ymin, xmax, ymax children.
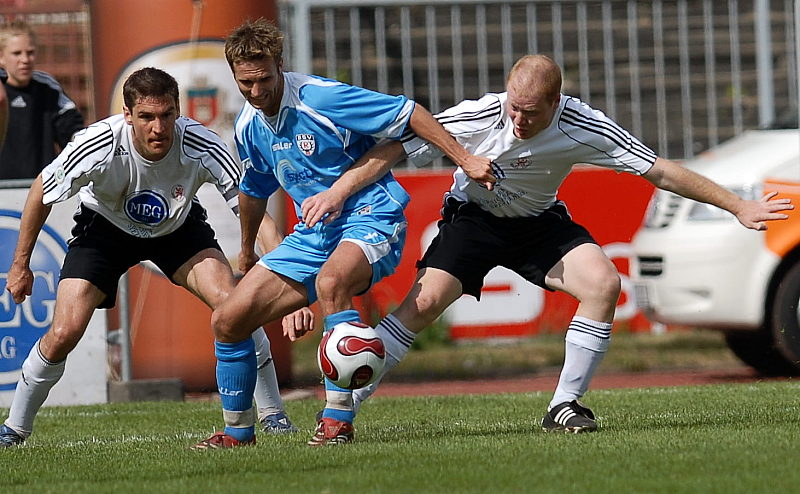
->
<box><xmin>6</xmin><ymin>174</ymin><xmax>53</xmax><ymax>304</ymax></box>
<box><xmin>643</xmin><ymin>157</ymin><xmax>793</xmax><ymax>231</ymax></box>
<box><xmin>238</xmin><ymin>192</ymin><xmax>269</xmax><ymax>274</ymax></box>
<box><xmin>301</xmin><ymin>139</ymin><xmax>406</xmax><ymax>228</ymax></box>
<box><xmin>408</xmin><ymin>103</ymin><xmax>496</xmax><ymax>190</ymax></box>
<box><xmin>255</xmin><ymin>213</ymin><xmax>284</xmax><ymax>255</ymax></box>
<box><xmin>282</xmin><ymin>306</ymin><xmax>315</xmax><ymax>341</ymax></box>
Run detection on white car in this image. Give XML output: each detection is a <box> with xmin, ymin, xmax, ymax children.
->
<box><xmin>631</xmin><ymin>129</ymin><xmax>800</xmax><ymax>374</ymax></box>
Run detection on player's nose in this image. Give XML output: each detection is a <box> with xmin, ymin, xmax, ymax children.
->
<box><xmin>251</xmin><ymin>82</ymin><xmax>265</xmax><ymax>97</ymax></box>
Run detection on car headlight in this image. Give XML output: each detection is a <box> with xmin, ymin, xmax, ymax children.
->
<box><xmin>643</xmin><ymin>190</ymin><xmax>683</xmax><ymax>228</ymax></box>
<box><xmin>687</xmin><ymin>184</ymin><xmax>761</xmax><ymax>221</ymax></box>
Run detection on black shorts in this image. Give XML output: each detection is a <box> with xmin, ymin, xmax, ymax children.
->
<box><xmin>59</xmin><ymin>201</ymin><xmax>222</xmax><ymax>309</ymax></box>
<box><xmin>417</xmin><ymin>196</ymin><xmax>596</xmax><ymax>299</ymax></box>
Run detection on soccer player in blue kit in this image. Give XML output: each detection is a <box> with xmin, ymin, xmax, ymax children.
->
<box><xmin>191</xmin><ymin>19</ymin><xmax>495</xmax><ymax>449</ymax></box>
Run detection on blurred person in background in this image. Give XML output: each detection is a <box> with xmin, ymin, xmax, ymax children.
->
<box><xmin>0</xmin><ymin>83</ymin><xmax>7</xmax><ymax>150</ymax></box>
<box><xmin>0</xmin><ymin>20</ymin><xmax>84</xmax><ymax>180</ymax></box>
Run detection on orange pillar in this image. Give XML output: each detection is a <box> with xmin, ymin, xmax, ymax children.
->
<box><xmin>89</xmin><ymin>0</ymin><xmax>276</xmax><ymax>118</ymax></box>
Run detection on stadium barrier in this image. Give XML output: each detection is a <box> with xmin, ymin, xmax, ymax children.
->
<box><xmin>0</xmin><ymin>185</ymin><xmax>107</xmax><ymax>406</ymax></box>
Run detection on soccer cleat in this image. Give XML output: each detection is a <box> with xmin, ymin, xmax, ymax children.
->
<box><xmin>541</xmin><ymin>400</ymin><xmax>598</xmax><ymax>433</ymax></box>
<box><xmin>307</xmin><ymin>417</ymin><xmax>354</xmax><ymax>446</ymax></box>
<box><xmin>260</xmin><ymin>411</ymin><xmax>299</xmax><ymax>434</ymax></box>
<box><xmin>0</xmin><ymin>424</ymin><xmax>25</xmax><ymax>448</ymax></box>
<box><xmin>190</xmin><ymin>432</ymin><xmax>256</xmax><ymax>450</ymax></box>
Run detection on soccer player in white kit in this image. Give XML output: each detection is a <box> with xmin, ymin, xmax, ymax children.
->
<box><xmin>0</xmin><ymin>67</ymin><xmax>296</xmax><ymax>447</ymax></box>
<box><xmin>316</xmin><ymin>54</ymin><xmax>792</xmax><ymax>433</ymax></box>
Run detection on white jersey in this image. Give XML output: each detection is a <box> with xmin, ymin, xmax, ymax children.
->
<box><xmin>403</xmin><ymin>92</ymin><xmax>657</xmax><ymax>217</ymax></box>
<box><xmin>41</xmin><ymin>114</ymin><xmax>241</xmax><ymax>238</ymax></box>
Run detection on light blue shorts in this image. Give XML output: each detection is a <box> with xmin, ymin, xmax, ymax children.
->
<box><xmin>258</xmin><ymin>216</ymin><xmax>407</xmax><ymax>304</ymax></box>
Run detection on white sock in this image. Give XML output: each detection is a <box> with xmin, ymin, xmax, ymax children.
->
<box><xmin>5</xmin><ymin>341</ymin><xmax>66</xmax><ymax>437</ymax></box>
<box><xmin>251</xmin><ymin>328</ymin><xmax>285</xmax><ymax>420</ymax></box>
<box><xmin>549</xmin><ymin>316</ymin><xmax>611</xmax><ymax>409</ymax></box>
<box><xmin>353</xmin><ymin>314</ymin><xmax>416</xmax><ymax>414</ymax></box>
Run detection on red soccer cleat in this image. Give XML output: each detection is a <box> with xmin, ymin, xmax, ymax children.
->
<box><xmin>191</xmin><ymin>431</ymin><xmax>256</xmax><ymax>450</ymax></box>
<box><xmin>307</xmin><ymin>417</ymin><xmax>354</xmax><ymax>446</ymax></box>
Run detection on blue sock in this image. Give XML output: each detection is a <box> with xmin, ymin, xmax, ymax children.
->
<box><xmin>323</xmin><ymin>309</ymin><xmax>361</xmax><ymax>331</ymax></box>
<box><xmin>322</xmin><ymin>310</ymin><xmax>361</xmax><ymax>423</ymax></box>
<box><xmin>215</xmin><ymin>339</ymin><xmax>257</xmax><ymax>441</ymax></box>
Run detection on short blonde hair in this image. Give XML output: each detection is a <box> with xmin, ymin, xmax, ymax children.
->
<box><xmin>224</xmin><ymin>18</ymin><xmax>284</xmax><ymax>67</ymax></box>
<box><xmin>0</xmin><ymin>20</ymin><xmax>36</xmax><ymax>52</ymax></box>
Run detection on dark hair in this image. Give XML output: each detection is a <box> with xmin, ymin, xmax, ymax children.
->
<box><xmin>122</xmin><ymin>67</ymin><xmax>180</xmax><ymax>111</ymax></box>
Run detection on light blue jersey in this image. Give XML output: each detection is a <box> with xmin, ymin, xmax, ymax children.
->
<box><xmin>235</xmin><ymin>72</ymin><xmax>412</xmax><ymax>223</ymax></box>
<box><xmin>234</xmin><ymin>72</ymin><xmax>413</xmax><ymax>302</ymax></box>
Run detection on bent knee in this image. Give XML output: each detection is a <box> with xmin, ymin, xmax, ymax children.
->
<box><xmin>41</xmin><ymin>325</ymin><xmax>84</xmax><ymax>360</ymax></box>
<box><xmin>587</xmin><ymin>270</ymin><xmax>622</xmax><ymax>302</ymax></box>
<box><xmin>314</xmin><ymin>272</ymin><xmax>339</xmax><ymax>300</ymax></box>
<box><xmin>394</xmin><ymin>292</ymin><xmax>451</xmax><ymax>332</ymax></box>
<box><xmin>211</xmin><ymin>307</ymin><xmax>243</xmax><ymax>342</ymax></box>
<box><xmin>315</xmin><ymin>271</ymin><xmax>360</xmax><ymax>297</ymax></box>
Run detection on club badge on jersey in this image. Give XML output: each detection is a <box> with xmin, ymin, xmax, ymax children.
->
<box><xmin>171</xmin><ymin>184</ymin><xmax>186</xmax><ymax>202</ymax></box>
<box><xmin>295</xmin><ymin>134</ymin><xmax>316</xmax><ymax>156</ymax></box>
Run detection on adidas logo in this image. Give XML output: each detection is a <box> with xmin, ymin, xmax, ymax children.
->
<box><xmin>494</xmin><ymin>120</ymin><xmax>505</xmax><ymax>129</ymax></box>
<box><xmin>114</xmin><ymin>145</ymin><xmax>129</xmax><ymax>157</ymax></box>
<box><xmin>10</xmin><ymin>95</ymin><xmax>26</xmax><ymax>108</ymax></box>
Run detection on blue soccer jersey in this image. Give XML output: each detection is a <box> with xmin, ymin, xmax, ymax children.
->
<box><xmin>234</xmin><ymin>72</ymin><xmax>413</xmax><ymax>226</ymax></box>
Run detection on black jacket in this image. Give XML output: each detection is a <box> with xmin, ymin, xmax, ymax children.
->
<box><xmin>0</xmin><ymin>69</ymin><xmax>85</xmax><ymax>180</ymax></box>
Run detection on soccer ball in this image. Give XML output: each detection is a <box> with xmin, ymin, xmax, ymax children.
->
<box><xmin>317</xmin><ymin>321</ymin><xmax>386</xmax><ymax>390</ymax></box>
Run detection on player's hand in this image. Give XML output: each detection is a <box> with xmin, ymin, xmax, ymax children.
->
<box><xmin>282</xmin><ymin>307</ymin><xmax>315</xmax><ymax>341</ymax></box>
<box><xmin>461</xmin><ymin>155</ymin><xmax>498</xmax><ymax>190</ymax></box>
<box><xmin>238</xmin><ymin>249</ymin><xmax>260</xmax><ymax>274</ymax></box>
<box><xmin>301</xmin><ymin>189</ymin><xmax>347</xmax><ymax>228</ymax></box>
<box><xmin>5</xmin><ymin>262</ymin><xmax>34</xmax><ymax>304</ymax></box>
<box><xmin>735</xmin><ymin>191</ymin><xmax>793</xmax><ymax>231</ymax></box>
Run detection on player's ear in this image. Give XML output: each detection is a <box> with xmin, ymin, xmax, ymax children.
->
<box><xmin>123</xmin><ymin>105</ymin><xmax>133</xmax><ymax>125</ymax></box>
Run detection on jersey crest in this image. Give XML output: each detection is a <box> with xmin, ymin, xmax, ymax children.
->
<box><xmin>125</xmin><ymin>190</ymin><xmax>169</xmax><ymax>225</ymax></box>
<box><xmin>295</xmin><ymin>133</ymin><xmax>316</xmax><ymax>156</ymax></box>
<box><xmin>171</xmin><ymin>184</ymin><xmax>186</xmax><ymax>201</ymax></box>
<box><xmin>511</xmin><ymin>157</ymin><xmax>531</xmax><ymax>169</ymax></box>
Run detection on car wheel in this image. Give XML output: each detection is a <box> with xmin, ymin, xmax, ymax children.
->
<box><xmin>724</xmin><ymin>329</ymin><xmax>798</xmax><ymax>376</ymax></box>
<box><xmin>771</xmin><ymin>262</ymin><xmax>800</xmax><ymax>372</ymax></box>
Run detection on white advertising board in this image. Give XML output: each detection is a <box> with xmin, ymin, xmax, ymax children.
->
<box><xmin>0</xmin><ymin>187</ymin><xmax>108</xmax><ymax>406</ymax></box>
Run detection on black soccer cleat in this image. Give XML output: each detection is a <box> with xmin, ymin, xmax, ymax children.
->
<box><xmin>541</xmin><ymin>400</ymin><xmax>598</xmax><ymax>433</ymax></box>
<box><xmin>260</xmin><ymin>411</ymin><xmax>299</xmax><ymax>435</ymax></box>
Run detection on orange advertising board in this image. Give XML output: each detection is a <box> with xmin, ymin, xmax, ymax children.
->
<box><xmin>287</xmin><ymin>167</ymin><xmax>657</xmax><ymax>339</ymax></box>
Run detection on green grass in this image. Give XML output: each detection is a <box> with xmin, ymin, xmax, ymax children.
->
<box><xmin>2</xmin><ymin>381</ymin><xmax>799</xmax><ymax>493</ymax></box>
<box><xmin>290</xmin><ymin>329</ymin><xmax>743</xmax><ymax>385</ymax></box>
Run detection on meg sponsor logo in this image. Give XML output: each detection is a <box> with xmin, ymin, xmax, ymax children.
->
<box><xmin>125</xmin><ymin>190</ymin><xmax>169</xmax><ymax>225</ymax></box>
<box><xmin>0</xmin><ymin>211</ymin><xmax>67</xmax><ymax>391</ymax></box>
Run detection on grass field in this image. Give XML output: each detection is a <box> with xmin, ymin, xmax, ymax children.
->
<box><xmin>2</xmin><ymin>381</ymin><xmax>798</xmax><ymax>493</ymax></box>
<box><xmin>290</xmin><ymin>329</ymin><xmax>743</xmax><ymax>385</ymax></box>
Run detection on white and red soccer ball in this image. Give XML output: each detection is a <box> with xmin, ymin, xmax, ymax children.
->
<box><xmin>317</xmin><ymin>321</ymin><xmax>386</xmax><ymax>390</ymax></box>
